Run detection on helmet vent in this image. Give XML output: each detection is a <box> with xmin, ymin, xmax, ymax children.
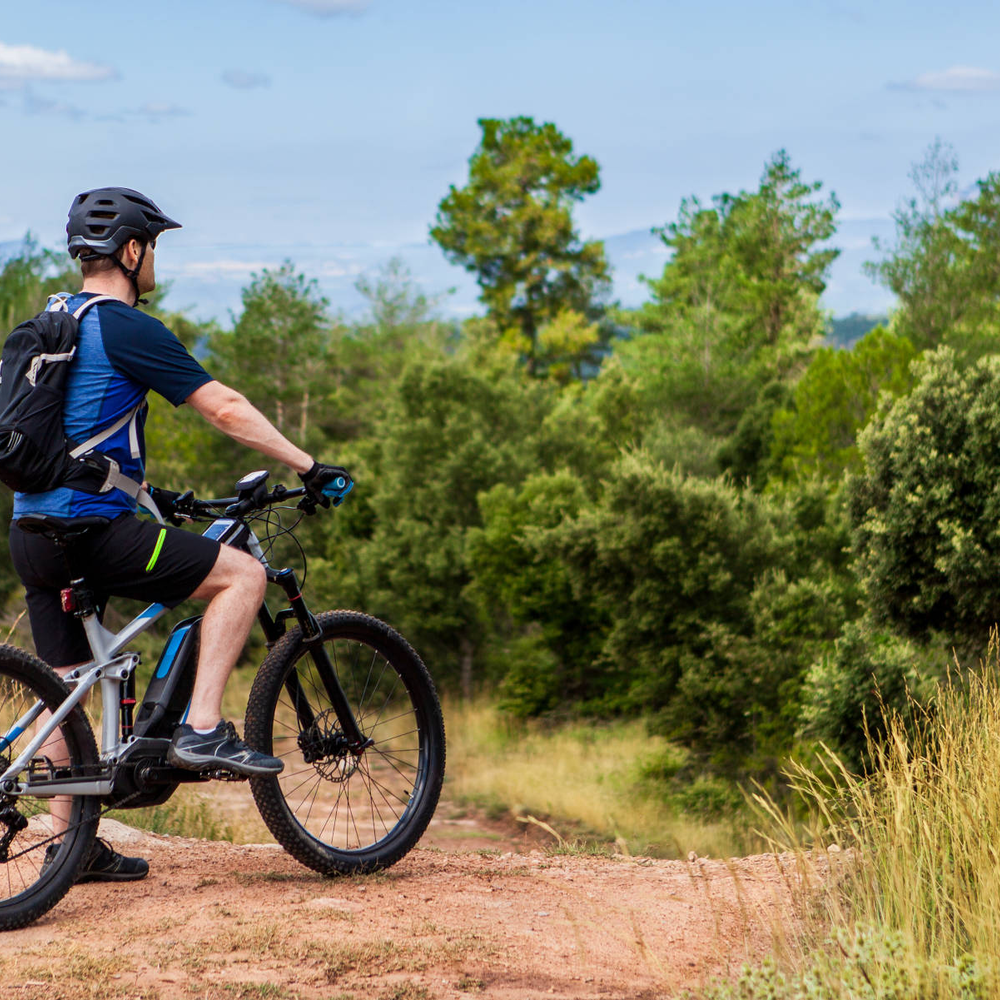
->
<box><xmin>67</xmin><ymin>186</ymin><xmax>180</xmax><ymax>258</ymax></box>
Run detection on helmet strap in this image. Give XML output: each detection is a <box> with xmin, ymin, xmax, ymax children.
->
<box><xmin>110</xmin><ymin>241</ymin><xmax>148</xmax><ymax>307</ymax></box>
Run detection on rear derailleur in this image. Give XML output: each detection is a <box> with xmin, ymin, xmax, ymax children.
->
<box><xmin>0</xmin><ymin>799</ymin><xmax>27</xmax><ymax>862</ymax></box>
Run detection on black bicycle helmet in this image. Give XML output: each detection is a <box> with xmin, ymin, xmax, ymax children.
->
<box><xmin>67</xmin><ymin>187</ymin><xmax>181</xmax><ymax>260</ymax></box>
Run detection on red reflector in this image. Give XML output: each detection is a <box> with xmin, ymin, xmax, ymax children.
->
<box><xmin>60</xmin><ymin>589</ymin><xmax>76</xmax><ymax>613</ymax></box>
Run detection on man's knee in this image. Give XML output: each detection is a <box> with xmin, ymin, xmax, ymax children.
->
<box><xmin>192</xmin><ymin>547</ymin><xmax>266</xmax><ymax>601</ymax></box>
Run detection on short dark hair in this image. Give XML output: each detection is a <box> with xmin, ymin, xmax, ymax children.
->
<box><xmin>78</xmin><ymin>237</ymin><xmax>147</xmax><ymax>278</ymax></box>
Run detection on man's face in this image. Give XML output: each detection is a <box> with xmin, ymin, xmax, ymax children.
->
<box><xmin>137</xmin><ymin>239</ymin><xmax>156</xmax><ymax>295</ymax></box>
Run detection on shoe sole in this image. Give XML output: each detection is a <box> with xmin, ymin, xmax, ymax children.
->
<box><xmin>166</xmin><ymin>747</ymin><xmax>283</xmax><ymax>777</ymax></box>
<box><xmin>76</xmin><ymin>869</ymin><xmax>149</xmax><ymax>884</ymax></box>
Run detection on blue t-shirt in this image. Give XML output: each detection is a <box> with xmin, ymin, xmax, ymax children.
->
<box><xmin>13</xmin><ymin>293</ymin><xmax>213</xmax><ymax>519</ymax></box>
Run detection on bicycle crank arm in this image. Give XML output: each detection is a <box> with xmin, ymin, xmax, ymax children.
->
<box><xmin>134</xmin><ymin>765</ymin><xmax>245</xmax><ymax>785</ymax></box>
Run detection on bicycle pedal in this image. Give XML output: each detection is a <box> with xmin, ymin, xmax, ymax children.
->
<box><xmin>206</xmin><ymin>769</ymin><xmax>247</xmax><ymax>782</ymax></box>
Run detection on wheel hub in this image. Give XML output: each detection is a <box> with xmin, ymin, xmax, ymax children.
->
<box><xmin>297</xmin><ymin>710</ymin><xmax>361</xmax><ymax>782</ymax></box>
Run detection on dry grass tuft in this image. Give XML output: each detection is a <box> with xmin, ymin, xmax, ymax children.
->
<box><xmin>444</xmin><ymin>698</ymin><xmax>760</xmax><ymax>859</ymax></box>
<box><xmin>703</xmin><ymin>636</ymin><xmax>1000</xmax><ymax>997</ymax></box>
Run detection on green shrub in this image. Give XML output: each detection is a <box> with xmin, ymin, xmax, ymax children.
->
<box><xmin>693</xmin><ymin>926</ymin><xmax>988</xmax><ymax>1000</ymax></box>
<box><xmin>798</xmin><ymin>618</ymin><xmax>943</xmax><ymax>772</ymax></box>
<box><xmin>849</xmin><ymin>346</ymin><xmax>1000</xmax><ymax>653</ymax></box>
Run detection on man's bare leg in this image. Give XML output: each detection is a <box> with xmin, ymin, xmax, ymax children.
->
<box><xmin>167</xmin><ymin>544</ymin><xmax>282</xmax><ymax>775</ymax></box>
<box><xmin>185</xmin><ymin>544</ymin><xmax>267</xmax><ymax>730</ymax></box>
<box><xmin>38</xmin><ymin>666</ymin><xmax>88</xmax><ymax>836</ymax></box>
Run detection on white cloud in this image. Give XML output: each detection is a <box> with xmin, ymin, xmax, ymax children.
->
<box><xmin>135</xmin><ymin>102</ymin><xmax>190</xmax><ymax>121</ymax></box>
<box><xmin>892</xmin><ymin>65</ymin><xmax>1000</xmax><ymax>92</ymax></box>
<box><xmin>271</xmin><ymin>0</ymin><xmax>371</xmax><ymax>15</ymax></box>
<box><xmin>222</xmin><ymin>69</ymin><xmax>272</xmax><ymax>89</ymax></box>
<box><xmin>0</xmin><ymin>41</ymin><xmax>115</xmax><ymax>82</ymax></box>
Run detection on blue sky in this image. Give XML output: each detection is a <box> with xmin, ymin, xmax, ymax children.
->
<box><xmin>3</xmin><ymin>0</ymin><xmax>1000</xmax><ymax>324</ymax></box>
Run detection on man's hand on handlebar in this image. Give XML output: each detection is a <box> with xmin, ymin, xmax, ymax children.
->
<box><xmin>299</xmin><ymin>462</ymin><xmax>354</xmax><ymax>509</ymax></box>
<box><xmin>148</xmin><ymin>485</ymin><xmax>195</xmax><ymax>526</ymax></box>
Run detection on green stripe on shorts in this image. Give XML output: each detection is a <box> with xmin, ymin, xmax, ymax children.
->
<box><xmin>145</xmin><ymin>528</ymin><xmax>167</xmax><ymax>573</ymax></box>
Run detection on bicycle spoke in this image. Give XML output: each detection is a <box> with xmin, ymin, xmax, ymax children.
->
<box><xmin>248</xmin><ymin>613</ymin><xmax>442</xmax><ymax>872</ymax></box>
<box><xmin>371</xmin><ymin>749</ymin><xmax>419</xmax><ymax>787</ymax></box>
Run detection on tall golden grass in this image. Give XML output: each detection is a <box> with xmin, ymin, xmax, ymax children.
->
<box><xmin>723</xmin><ymin>643</ymin><xmax>1000</xmax><ymax>998</ymax></box>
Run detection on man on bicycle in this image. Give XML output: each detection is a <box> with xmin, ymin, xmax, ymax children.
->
<box><xmin>9</xmin><ymin>187</ymin><xmax>348</xmax><ymax>882</ymax></box>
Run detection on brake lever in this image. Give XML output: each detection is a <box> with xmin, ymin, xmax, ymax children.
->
<box><xmin>297</xmin><ymin>494</ymin><xmax>321</xmax><ymax>516</ymax></box>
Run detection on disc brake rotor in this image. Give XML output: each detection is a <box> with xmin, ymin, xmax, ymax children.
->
<box><xmin>297</xmin><ymin>709</ymin><xmax>361</xmax><ymax>783</ymax></box>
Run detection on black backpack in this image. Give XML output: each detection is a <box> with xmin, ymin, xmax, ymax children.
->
<box><xmin>0</xmin><ymin>295</ymin><xmax>159</xmax><ymax>518</ymax></box>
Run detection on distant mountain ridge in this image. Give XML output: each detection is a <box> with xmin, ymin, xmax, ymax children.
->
<box><xmin>0</xmin><ymin>224</ymin><xmax>896</xmax><ymax>328</ymax></box>
<box><xmin>827</xmin><ymin>313</ymin><xmax>888</xmax><ymax>349</ymax></box>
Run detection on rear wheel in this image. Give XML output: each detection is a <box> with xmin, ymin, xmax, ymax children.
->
<box><xmin>0</xmin><ymin>645</ymin><xmax>99</xmax><ymax>930</ymax></box>
<box><xmin>246</xmin><ymin>612</ymin><xmax>445</xmax><ymax>874</ymax></box>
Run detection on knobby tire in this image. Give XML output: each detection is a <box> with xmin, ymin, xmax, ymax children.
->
<box><xmin>245</xmin><ymin>611</ymin><xmax>445</xmax><ymax>875</ymax></box>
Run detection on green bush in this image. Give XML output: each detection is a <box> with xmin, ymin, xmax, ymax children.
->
<box><xmin>798</xmin><ymin>618</ymin><xmax>944</xmax><ymax>772</ymax></box>
<box><xmin>554</xmin><ymin>452</ymin><xmax>798</xmax><ymax>761</ymax></box>
<box><xmin>693</xmin><ymin>927</ymin><xmax>988</xmax><ymax>1000</ymax></box>
<box><xmin>849</xmin><ymin>347</ymin><xmax>1000</xmax><ymax>653</ymax></box>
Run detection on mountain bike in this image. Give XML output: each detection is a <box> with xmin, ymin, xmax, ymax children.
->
<box><xmin>0</xmin><ymin>470</ymin><xmax>446</xmax><ymax>930</ymax></box>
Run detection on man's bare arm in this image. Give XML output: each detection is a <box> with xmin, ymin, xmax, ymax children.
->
<box><xmin>186</xmin><ymin>380</ymin><xmax>313</xmax><ymax>474</ymax></box>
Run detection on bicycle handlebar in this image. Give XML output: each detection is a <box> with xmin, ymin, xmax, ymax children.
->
<box><xmin>161</xmin><ymin>483</ymin><xmax>311</xmax><ymax>522</ymax></box>
<box><xmin>154</xmin><ymin>470</ymin><xmax>353</xmax><ymax>523</ymax></box>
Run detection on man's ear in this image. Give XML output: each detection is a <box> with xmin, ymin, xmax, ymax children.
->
<box><xmin>123</xmin><ymin>239</ymin><xmax>140</xmax><ymax>268</ymax></box>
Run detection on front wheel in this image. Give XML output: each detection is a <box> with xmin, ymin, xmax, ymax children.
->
<box><xmin>245</xmin><ymin>611</ymin><xmax>445</xmax><ymax>874</ymax></box>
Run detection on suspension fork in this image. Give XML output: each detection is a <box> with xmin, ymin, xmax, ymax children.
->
<box><xmin>267</xmin><ymin>568</ymin><xmax>370</xmax><ymax>752</ymax></box>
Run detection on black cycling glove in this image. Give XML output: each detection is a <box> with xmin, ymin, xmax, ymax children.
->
<box><xmin>148</xmin><ymin>486</ymin><xmax>193</xmax><ymax>526</ymax></box>
<box><xmin>299</xmin><ymin>462</ymin><xmax>354</xmax><ymax>507</ymax></box>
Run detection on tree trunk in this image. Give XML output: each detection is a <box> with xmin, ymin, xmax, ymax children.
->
<box><xmin>460</xmin><ymin>636</ymin><xmax>474</xmax><ymax>701</ymax></box>
<box><xmin>299</xmin><ymin>389</ymin><xmax>309</xmax><ymax>443</ymax></box>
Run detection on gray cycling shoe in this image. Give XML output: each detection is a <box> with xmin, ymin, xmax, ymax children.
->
<box><xmin>167</xmin><ymin>720</ymin><xmax>284</xmax><ymax>776</ymax></box>
<box><xmin>41</xmin><ymin>838</ymin><xmax>149</xmax><ymax>883</ymax></box>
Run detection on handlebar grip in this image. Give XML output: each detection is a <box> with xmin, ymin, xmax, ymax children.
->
<box><xmin>320</xmin><ymin>475</ymin><xmax>354</xmax><ymax>506</ymax></box>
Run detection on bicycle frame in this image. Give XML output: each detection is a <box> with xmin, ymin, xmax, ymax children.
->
<box><xmin>0</xmin><ymin>507</ymin><xmax>366</xmax><ymax>801</ymax></box>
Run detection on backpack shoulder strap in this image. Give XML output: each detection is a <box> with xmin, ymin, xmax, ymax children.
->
<box><xmin>71</xmin><ymin>294</ymin><xmax>120</xmax><ymax>320</ymax></box>
<box><xmin>44</xmin><ymin>293</ymin><xmax>120</xmax><ymax>319</ymax></box>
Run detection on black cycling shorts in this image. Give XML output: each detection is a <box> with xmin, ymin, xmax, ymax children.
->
<box><xmin>9</xmin><ymin>514</ymin><xmax>220</xmax><ymax>668</ymax></box>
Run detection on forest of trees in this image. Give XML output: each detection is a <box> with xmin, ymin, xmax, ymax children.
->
<box><xmin>3</xmin><ymin>121</ymin><xmax>999</xmax><ymax>799</ymax></box>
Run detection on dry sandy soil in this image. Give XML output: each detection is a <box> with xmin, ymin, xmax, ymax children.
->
<box><xmin>0</xmin><ymin>801</ymin><xmax>825</xmax><ymax>1000</ymax></box>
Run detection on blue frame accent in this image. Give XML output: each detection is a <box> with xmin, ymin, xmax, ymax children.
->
<box><xmin>0</xmin><ymin>725</ymin><xmax>25</xmax><ymax>755</ymax></box>
<box><xmin>154</xmin><ymin>624</ymin><xmax>192</xmax><ymax>679</ymax></box>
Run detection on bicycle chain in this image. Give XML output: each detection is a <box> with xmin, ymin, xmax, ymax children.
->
<box><xmin>0</xmin><ymin>786</ymin><xmax>146</xmax><ymax>866</ymax></box>
<box><xmin>1</xmin><ymin>764</ymin><xmax>248</xmax><ymax>865</ymax></box>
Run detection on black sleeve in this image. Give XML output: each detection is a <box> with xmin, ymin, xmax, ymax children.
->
<box><xmin>99</xmin><ymin>303</ymin><xmax>213</xmax><ymax>406</ymax></box>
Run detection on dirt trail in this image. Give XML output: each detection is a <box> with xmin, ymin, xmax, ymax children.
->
<box><xmin>0</xmin><ymin>808</ymin><xmax>824</xmax><ymax>1000</ymax></box>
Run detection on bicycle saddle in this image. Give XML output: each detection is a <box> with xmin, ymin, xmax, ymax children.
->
<box><xmin>16</xmin><ymin>514</ymin><xmax>111</xmax><ymax>543</ymax></box>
